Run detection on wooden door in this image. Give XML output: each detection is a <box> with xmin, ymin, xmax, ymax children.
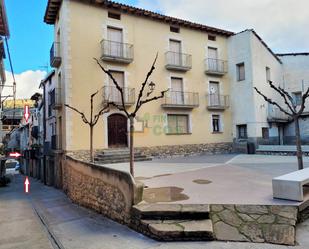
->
<box><xmin>170</xmin><ymin>40</ymin><xmax>182</xmax><ymax>65</ymax></box>
<box><xmin>108</xmin><ymin>114</ymin><xmax>127</xmax><ymax>147</ymax></box>
<box><xmin>208</xmin><ymin>47</ymin><xmax>218</xmax><ymax>71</ymax></box>
<box><xmin>109</xmin><ymin>71</ymin><xmax>124</xmax><ymax>102</ymax></box>
<box><xmin>107</xmin><ymin>27</ymin><xmax>123</xmax><ymax>57</ymax></box>
<box><xmin>171</xmin><ymin>77</ymin><xmax>184</xmax><ymax>104</ymax></box>
<box><xmin>209</xmin><ymin>81</ymin><xmax>220</xmax><ymax>105</ymax></box>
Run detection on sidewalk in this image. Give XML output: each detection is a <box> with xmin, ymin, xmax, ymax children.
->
<box><xmin>1</xmin><ymin>173</ymin><xmax>308</xmax><ymax>249</ymax></box>
<box><xmin>0</xmin><ymin>173</ymin><xmax>54</xmax><ymax>249</ymax></box>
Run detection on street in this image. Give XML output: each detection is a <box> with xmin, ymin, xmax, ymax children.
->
<box><xmin>1</xmin><ymin>171</ymin><xmax>308</xmax><ymax>249</ymax></box>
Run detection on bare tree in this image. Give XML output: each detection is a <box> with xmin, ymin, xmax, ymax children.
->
<box><xmin>94</xmin><ymin>54</ymin><xmax>168</xmax><ymax>176</ymax></box>
<box><xmin>254</xmin><ymin>80</ymin><xmax>309</xmax><ymax>170</ymax></box>
<box><xmin>65</xmin><ymin>90</ymin><xmax>109</xmax><ymax>162</ymax></box>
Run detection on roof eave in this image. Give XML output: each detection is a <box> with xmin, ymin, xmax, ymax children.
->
<box><xmin>44</xmin><ymin>0</ymin><xmax>234</xmax><ymax>36</ymax></box>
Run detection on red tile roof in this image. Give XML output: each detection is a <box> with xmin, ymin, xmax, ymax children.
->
<box><xmin>44</xmin><ymin>0</ymin><xmax>234</xmax><ymax>36</ymax></box>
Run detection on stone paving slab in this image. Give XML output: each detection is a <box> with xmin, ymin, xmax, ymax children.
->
<box><xmin>141</xmin><ymin>164</ymin><xmax>308</xmax><ymax>206</ymax></box>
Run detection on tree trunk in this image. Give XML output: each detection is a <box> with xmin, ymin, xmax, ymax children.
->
<box><xmin>90</xmin><ymin>125</ymin><xmax>94</xmax><ymax>162</ymax></box>
<box><xmin>294</xmin><ymin>117</ymin><xmax>304</xmax><ymax>170</ymax></box>
<box><xmin>129</xmin><ymin>116</ymin><xmax>134</xmax><ymax>176</ymax></box>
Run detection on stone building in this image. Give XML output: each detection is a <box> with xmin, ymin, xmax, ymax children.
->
<box><xmin>43</xmin><ymin>0</ymin><xmax>309</xmax><ymax>159</ymax></box>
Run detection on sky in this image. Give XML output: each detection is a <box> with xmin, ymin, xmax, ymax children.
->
<box><xmin>3</xmin><ymin>0</ymin><xmax>309</xmax><ymax>99</ymax></box>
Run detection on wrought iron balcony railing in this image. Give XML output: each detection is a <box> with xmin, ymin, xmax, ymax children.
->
<box><xmin>205</xmin><ymin>58</ymin><xmax>228</xmax><ymax>76</ymax></box>
<box><xmin>162</xmin><ymin>91</ymin><xmax>199</xmax><ymax>108</ymax></box>
<box><xmin>206</xmin><ymin>94</ymin><xmax>229</xmax><ymax>110</ymax></box>
<box><xmin>102</xmin><ymin>86</ymin><xmax>135</xmax><ymax>106</ymax></box>
<box><xmin>267</xmin><ymin>105</ymin><xmax>291</xmax><ymax>122</ymax></box>
<box><xmin>51</xmin><ymin>88</ymin><xmax>62</xmax><ymax>109</ymax></box>
<box><xmin>101</xmin><ymin>39</ymin><xmax>134</xmax><ymax>63</ymax></box>
<box><xmin>165</xmin><ymin>51</ymin><xmax>192</xmax><ymax>71</ymax></box>
<box><xmin>50</xmin><ymin>42</ymin><xmax>61</xmax><ymax>68</ymax></box>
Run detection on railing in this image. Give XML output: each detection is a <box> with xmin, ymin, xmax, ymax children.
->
<box><xmin>268</xmin><ymin>105</ymin><xmax>290</xmax><ymax>122</ymax></box>
<box><xmin>102</xmin><ymin>86</ymin><xmax>135</xmax><ymax>106</ymax></box>
<box><xmin>52</xmin><ymin>88</ymin><xmax>62</xmax><ymax>109</ymax></box>
<box><xmin>51</xmin><ymin>134</ymin><xmax>62</xmax><ymax>151</ymax></box>
<box><xmin>165</xmin><ymin>51</ymin><xmax>192</xmax><ymax>71</ymax></box>
<box><xmin>162</xmin><ymin>91</ymin><xmax>199</xmax><ymax>108</ymax></box>
<box><xmin>101</xmin><ymin>39</ymin><xmax>134</xmax><ymax>63</ymax></box>
<box><xmin>206</xmin><ymin>94</ymin><xmax>229</xmax><ymax>110</ymax></box>
<box><xmin>205</xmin><ymin>58</ymin><xmax>228</xmax><ymax>75</ymax></box>
<box><xmin>50</xmin><ymin>42</ymin><xmax>61</xmax><ymax>67</ymax></box>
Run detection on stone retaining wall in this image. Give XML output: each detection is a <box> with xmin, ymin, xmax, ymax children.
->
<box><xmin>62</xmin><ymin>156</ymin><xmax>143</xmax><ymax>224</ymax></box>
<box><xmin>137</xmin><ymin>142</ymin><xmax>233</xmax><ymax>158</ymax></box>
<box><xmin>210</xmin><ymin>204</ymin><xmax>298</xmax><ymax>245</ymax></box>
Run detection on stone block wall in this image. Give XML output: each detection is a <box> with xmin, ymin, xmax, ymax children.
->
<box><xmin>210</xmin><ymin>204</ymin><xmax>298</xmax><ymax>245</ymax></box>
<box><xmin>62</xmin><ymin>156</ymin><xmax>143</xmax><ymax>224</ymax></box>
<box><xmin>137</xmin><ymin>142</ymin><xmax>233</xmax><ymax>158</ymax></box>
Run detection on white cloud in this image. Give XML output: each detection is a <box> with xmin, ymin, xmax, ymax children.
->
<box><xmin>136</xmin><ymin>0</ymin><xmax>309</xmax><ymax>53</ymax></box>
<box><xmin>2</xmin><ymin>70</ymin><xmax>46</xmax><ymax>100</ymax></box>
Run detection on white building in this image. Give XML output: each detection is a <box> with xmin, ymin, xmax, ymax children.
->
<box><xmin>228</xmin><ymin>29</ymin><xmax>309</xmax><ymax>148</ymax></box>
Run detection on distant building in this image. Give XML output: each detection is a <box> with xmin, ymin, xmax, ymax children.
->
<box><xmin>1</xmin><ymin>99</ymin><xmax>35</xmax><ymax>139</ymax></box>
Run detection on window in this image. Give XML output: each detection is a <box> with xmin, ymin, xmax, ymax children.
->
<box><xmin>237</xmin><ymin>124</ymin><xmax>247</xmax><ymax>139</ymax></box>
<box><xmin>293</xmin><ymin>92</ymin><xmax>302</xmax><ymax>106</ymax></box>
<box><xmin>170</xmin><ymin>26</ymin><xmax>180</xmax><ymax>33</ymax></box>
<box><xmin>262</xmin><ymin>127</ymin><xmax>269</xmax><ymax>139</ymax></box>
<box><xmin>108</xmin><ymin>12</ymin><xmax>121</xmax><ymax>20</ymax></box>
<box><xmin>208</xmin><ymin>34</ymin><xmax>216</xmax><ymax>41</ymax></box>
<box><xmin>212</xmin><ymin>115</ymin><xmax>220</xmax><ymax>132</ymax></box>
<box><xmin>167</xmin><ymin>114</ymin><xmax>189</xmax><ymax>134</ymax></box>
<box><xmin>266</xmin><ymin>67</ymin><xmax>271</xmax><ymax>81</ymax></box>
<box><xmin>236</xmin><ymin>63</ymin><xmax>245</xmax><ymax>81</ymax></box>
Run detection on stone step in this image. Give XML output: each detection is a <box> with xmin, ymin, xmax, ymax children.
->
<box><xmin>95</xmin><ymin>152</ymin><xmax>144</xmax><ymax>160</ymax></box>
<box><xmin>95</xmin><ymin>157</ymin><xmax>152</xmax><ymax>164</ymax></box>
<box><xmin>132</xmin><ymin>204</ymin><xmax>210</xmax><ymax>220</ymax></box>
<box><xmin>142</xmin><ymin>219</ymin><xmax>213</xmax><ymax>241</ymax></box>
<box><xmin>100</xmin><ymin>148</ymin><xmax>131</xmax><ymax>155</ymax></box>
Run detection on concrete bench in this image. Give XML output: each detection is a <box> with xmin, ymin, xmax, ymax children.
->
<box><xmin>272</xmin><ymin>168</ymin><xmax>309</xmax><ymax>201</ymax></box>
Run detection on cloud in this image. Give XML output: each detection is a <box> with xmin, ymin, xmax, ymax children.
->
<box><xmin>2</xmin><ymin>70</ymin><xmax>46</xmax><ymax>100</ymax></box>
<box><xmin>136</xmin><ymin>0</ymin><xmax>309</xmax><ymax>53</ymax></box>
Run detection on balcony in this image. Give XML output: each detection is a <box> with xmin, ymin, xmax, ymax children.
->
<box><xmin>165</xmin><ymin>51</ymin><xmax>192</xmax><ymax>71</ymax></box>
<box><xmin>162</xmin><ymin>91</ymin><xmax>199</xmax><ymax>109</ymax></box>
<box><xmin>51</xmin><ymin>88</ymin><xmax>62</xmax><ymax>109</ymax></box>
<box><xmin>267</xmin><ymin>105</ymin><xmax>291</xmax><ymax>123</ymax></box>
<box><xmin>102</xmin><ymin>86</ymin><xmax>135</xmax><ymax>106</ymax></box>
<box><xmin>205</xmin><ymin>58</ymin><xmax>227</xmax><ymax>76</ymax></box>
<box><xmin>101</xmin><ymin>39</ymin><xmax>133</xmax><ymax>64</ymax></box>
<box><xmin>51</xmin><ymin>134</ymin><xmax>62</xmax><ymax>151</ymax></box>
<box><xmin>50</xmin><ymin>42</ymin><xmax>61</xmax><ymax>68</ymax></box>
<box><xmin>206</xmin><ymin>94</ymin><xmax>229</xmax><ymax>111</ymax></box>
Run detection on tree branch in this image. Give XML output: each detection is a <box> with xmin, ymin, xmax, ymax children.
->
<box><xmin>134</xmin><ymin>89</ymin><xmax>168</xmax><ymax>115</ymax></box>
<box><xmin>298</xmin><ymin>87</ymin><xmax>309</xmax><ymax>115</ymax></box>
<box><xmin>65</xmin><ymin>104</ymin><xmax>90</xmax><ymax>124</ymax></box>
<box><xmin>135</xmin><ymin>53</ymin><xmax>158</xmax><ymax>112</ymax></box>
<box><xmin>254</xmin><ymin>87</ymin><xmax>293</xmax><ymax>117</ymax></box>
<box><xmin>93</xmin><ymin>105</ymin><xmax>110</xmax><ymax>125</ymax></box>
<box><xmin>268</xmin><ymin>81</ymin><xmax>295</xmax><ymax>113</ymax></box>
<box><xmin>93</xmin><ymin>58</ymin><xmax>129</xmax><ymax>117</ymax></box>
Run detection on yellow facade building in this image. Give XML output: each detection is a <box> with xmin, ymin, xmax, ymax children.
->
<box><xmin>44</xmin><ymin>0</ymin><xmax>234</xmax><ymax>156</ymax></box>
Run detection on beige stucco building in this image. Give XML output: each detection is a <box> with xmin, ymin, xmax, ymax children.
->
<box><xmin>44</xmin><ymin>0</ymin><xmax>234</xmax><ymax>154</ymax></box>
<box><xmin>44</xmin><ymin>0</ymin><xmax>309</xmax><ymax>158</ymax></box>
